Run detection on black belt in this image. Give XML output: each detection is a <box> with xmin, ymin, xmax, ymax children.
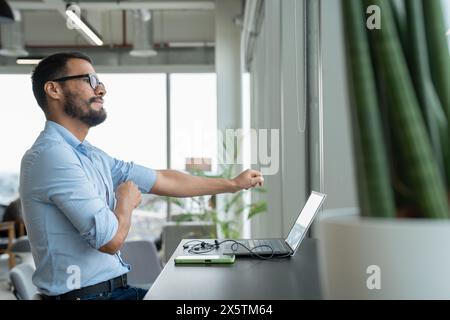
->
<box><xmin>43</xmin><ymin>274</ymin><xmax>128</xmax><ymax>300</ymax></box>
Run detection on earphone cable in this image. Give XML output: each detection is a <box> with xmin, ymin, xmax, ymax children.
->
<box><xmin>182</xmin><ymin>239</ymin><xmax>291</xmax><ymax>260</ymax></box>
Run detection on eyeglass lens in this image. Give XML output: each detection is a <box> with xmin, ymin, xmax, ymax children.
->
<box><xmin>89</xmin><ymin>74</ymin><xmax>103</xmax><ymax>90</ymax></box>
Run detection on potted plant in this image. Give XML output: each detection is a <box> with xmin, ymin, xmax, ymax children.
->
<box><xmin>317</xmin><ymin>0</ymin><xmax>450</xmax><ymax>299</ymax></box>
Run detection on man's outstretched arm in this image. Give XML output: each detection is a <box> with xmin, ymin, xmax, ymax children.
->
<box><xmin>150</xmin><ymin>169</ymin><xmax>264</xmax><ymax>197</ymax></box>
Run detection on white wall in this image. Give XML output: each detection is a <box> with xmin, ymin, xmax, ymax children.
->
<box><xmin>321</xmin><ymin>0</ymin><xmax>358</xmax><ymax>210</ymax></box>
<box><xmin>280</xmin><ymin>0</ymin><xmax>309</xmax><ymax>234</ymax></box>
<box><xmin>249</xmin><ymin>0</ymin><xmax>290</xmax><ymax>238</ymax></box>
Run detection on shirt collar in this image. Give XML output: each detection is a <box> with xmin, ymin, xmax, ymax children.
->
<box><xmin>45</xmin><ymin>121</ymin><xmax>81</xmax><ymax>147</ymax></box>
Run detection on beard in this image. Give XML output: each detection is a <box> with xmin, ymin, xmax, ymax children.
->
<box><xmin>63</xmin><ymin>91</ymin><xmax>107</xmax><ymax>127</ymax></box>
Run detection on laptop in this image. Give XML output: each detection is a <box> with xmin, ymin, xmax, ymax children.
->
<box><xmin>222</xmin><ymin>191</ymin><xmax>326</xmax><ymax>257</ymax></box>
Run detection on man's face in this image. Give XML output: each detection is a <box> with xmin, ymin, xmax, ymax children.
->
<box><xmin>60</xmin><ymin>58</ymin><xmax>107</xmax><ymax>127</ymax></box>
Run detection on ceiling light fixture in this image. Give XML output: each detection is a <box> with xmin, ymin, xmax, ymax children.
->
<box><xmin>0</xmin><ymin>9</ymin><xmax>28</xmax><ymax>57</ymax></box>
<box><xmin>65</xmin><ymin>5</ymin><xmax>103</xmax><ymax>46</ymax></box>
<box><xmin>130</xmin><ymin>9</ymin><xmax>157</xmax><ymax>57</ymax></box>
<box><xmin>16</xmin><ymin>57</ymin><xmax>43</xmax><ymax>65</ymax></box>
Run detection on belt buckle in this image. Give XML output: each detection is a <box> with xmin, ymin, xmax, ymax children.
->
<box><xmin>108</xmin><ymin>278</ymin><xmax>114</xmax><ymax>292</ymax></box>
<box><xmin>120</xmin><ymin>274</ymin><xmax>127</xmax><ymax>287</ymax></box>
<box><xmin>108</xmin><ymin>274</ymin><xmax>127</xmax><ymax>292</ymax></box>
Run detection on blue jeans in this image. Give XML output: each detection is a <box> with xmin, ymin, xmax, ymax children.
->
<box><xmin>80</xmin><ymin>285</ymin><xmax>148</xmax><ymax>300</ymax></box>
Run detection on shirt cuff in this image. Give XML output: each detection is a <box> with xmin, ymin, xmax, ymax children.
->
<box><xmin>82</xmin><ymin>208</ymin><xmax>118</xmax><ymax>249</ymax></box>
<box><xmin>128</xmin><ymin>163</ymin><xmax>157</xmax><ymax>193</ymax></box>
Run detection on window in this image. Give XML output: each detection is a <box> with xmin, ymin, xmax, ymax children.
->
<box><xmin>88</xmin><ymin>73</ymin><xmax>167</xmax><ymax>169</ymax></box>
<box><xmin>167</xmin><ymin>73</ymin><xmax>218</xmax><ymax>219</ymax></box>
<box><xmin>0</xmin><ymin>74</ymin><xmax>44</xmax><ymax>204</ymax></box>
<box><xmin>0</xmin><ymin>71</ymin><xmax>219</xmax><ymax>232</ymax></box>
<box><xmin>87</xmin><ymin>73</ymin><xmax>168</xmax><ymax>240</ymax></box>
<box><xmin>170</xmin><ymin>73</ymin><xmax>217</xmax><ymax>172</ymax></box>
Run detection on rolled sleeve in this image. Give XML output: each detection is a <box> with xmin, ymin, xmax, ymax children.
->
<box><xmin>83</xmin><ymin>208</ymin><xmax>118</xmax><ymax>249</ymax></box>
<box><xmin>98</xmin><ymin>148</ymin><xmax>157</xmax><ymax>192</ymax></box>
<box><xmin>126</xmin><ymin>163</ymin><xmax>157</xmax><ymax>193</ymax></box>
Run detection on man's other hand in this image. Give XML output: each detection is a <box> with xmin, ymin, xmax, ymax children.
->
<box><xmin>231</xmin><ymin>169</ymin><xmax>264</xmax><ymax>192</ymax></box>
<box><xmin>115</xmin><ymin>181</ymin><xmax>142</xmax><ymax>211</ymax></box>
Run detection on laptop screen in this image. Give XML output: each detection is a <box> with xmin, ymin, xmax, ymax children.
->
<box><xmin>285</xmin><ymin>191</ymin><xmax>326</xmax><ymax>252</ymax></box>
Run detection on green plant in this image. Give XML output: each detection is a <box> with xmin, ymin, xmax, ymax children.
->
<box><xmin>342</xmin><ymin>0</ymin><xmax>450</xmax><ymax>218</ymax></box>
<box><xmin>165</xmin><ymin>164</ymin><xmax>267</xmax><ymax>238</ymax></box>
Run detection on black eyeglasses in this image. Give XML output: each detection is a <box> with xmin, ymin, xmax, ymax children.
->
<box><xmin>51</xmin><ymin>73</ymin><xmax>104</xmax><ymax>91</ymax></box>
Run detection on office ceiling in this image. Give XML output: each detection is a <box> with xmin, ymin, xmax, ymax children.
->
<box><xmin>0</xmin><ymin>0</ymin><xmax>218</xmax><ymax>66</ymax></box>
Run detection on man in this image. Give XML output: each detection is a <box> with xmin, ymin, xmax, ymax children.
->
<box><xmin>19</xmin><ymin>52</ymin><xmax>264</xmax><ymax>300</ymax></box>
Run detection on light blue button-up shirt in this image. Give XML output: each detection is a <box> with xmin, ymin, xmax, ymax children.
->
<box><xmin>19</xmin><ymin>121</ymin><xmax>157</xmax><ymax>296</ymax></box>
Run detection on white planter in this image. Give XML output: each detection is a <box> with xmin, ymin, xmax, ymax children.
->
<box><xmin>316</xmin><ymin>208</ymin><xmax>450</xmax><ymax>299</ymax></box>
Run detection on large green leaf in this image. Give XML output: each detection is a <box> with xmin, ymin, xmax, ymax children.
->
<box><xmin>406</xmin><ymin>0</ymin><xmax>446</xmax><ymax>180</ymax></box>
<box><xmin>342</xmin><ymin>0</ymin><xmax>396</xmax><ymax>217</ymax></box>
<box><xmin>423</xmin><ymin>0</ymin><xmax>450</xmax><ymax>187</ymax></box>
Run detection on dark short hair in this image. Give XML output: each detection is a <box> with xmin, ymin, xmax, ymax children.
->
<box><xmin>31</xmin><ymin>52</ymin><xmax>92</xmax><ymax>111</ymax></box>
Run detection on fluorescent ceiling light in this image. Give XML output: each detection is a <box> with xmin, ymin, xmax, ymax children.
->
<box><xmin>129</xmin><ymin>49</ymin><xmax>157</xmax><ymax>57</ymax></box>
<box><xmin>16</xmin><ymin>57</ymin><xmax>42</xmax><ymax>65</ymax></box>
<box><xmin>168</xmin><ymin>42</ymin><xmax>215</xmax><ymax>48</ymax></box>
<box><xmin>65</xmin><ymin>9</ymin><xmax>103</xmax><ymax>46</ymax></box>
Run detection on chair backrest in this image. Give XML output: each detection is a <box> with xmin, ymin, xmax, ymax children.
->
<box><xmin>2</xmin><ymin>198</ymin><xmax>25</xmax><ymax>238</ymax></box>
<box><xmin>10</xmin><ymin>236</ymin><xmax>31</xmax><ymax>253</ymax></box>
<box><xmin>9</xmin><ymin>263</ymin><xmax>38</xmax><ymax>300</ymax></box>
<box><xmin>120</xmin><ymin>240</ymin><xmax>162</xmax><ymax>290</ymax></box>
<box><xmin>10</xmin><ymin>236</ymin><xmax>34</xmax><ymax>266</ymax></box>
<box><xmin>162</xmin><ymin>221</ymin><xmax>217</xmax><ymax>262</ymax></box>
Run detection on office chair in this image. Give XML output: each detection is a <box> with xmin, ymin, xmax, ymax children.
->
<box><xmin>120</xmin><ymin>240</ymin><xmax>163</xmax><ymax>290</ymax></box>
<box><xmin>10</xmin><ymin>236</ymin><xmax>33</xmax><ymax>266</ymax></box>
<box><xmin>0</xmin><ymin>199</ymin><xmax>27</xmax><ymax>268</ymax></box>
<box><xmin>162</xmin><ymin>221</ymin><xmax>217</xmax><ymax>262</ymax></box>
<box><xmin>9</xmin><ymin>263</ymin><xmax>38</xmax><ymax>300</ymax></box>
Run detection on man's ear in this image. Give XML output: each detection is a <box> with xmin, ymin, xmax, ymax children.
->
<box><xmin>44</xmin><ymin>81</ymin><xmax>63</xmax><ymax>101</ymax></box>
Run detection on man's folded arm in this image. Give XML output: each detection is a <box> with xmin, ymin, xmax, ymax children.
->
<box><xmin>35</xmin><ymin>145</ymin><xmax>121</xmax><ymax>253</ymax></box>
